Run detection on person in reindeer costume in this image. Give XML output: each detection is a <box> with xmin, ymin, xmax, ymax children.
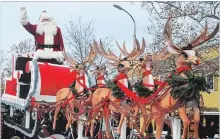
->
<box><xmin>20</xmin><ymin>7</ymin><xmax>64</xmax><ymax>64</ymax></box>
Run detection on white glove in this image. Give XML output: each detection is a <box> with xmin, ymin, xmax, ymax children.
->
<box><xmin>20</xmin><ymin>7</ymin><xmax>27</xmax><ymax>20</ymax></box>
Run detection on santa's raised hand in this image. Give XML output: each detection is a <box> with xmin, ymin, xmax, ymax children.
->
<box><xmin>20</xmin><ymin>7</ymin><xmax>28</xmax><ymax>24</ymax></box>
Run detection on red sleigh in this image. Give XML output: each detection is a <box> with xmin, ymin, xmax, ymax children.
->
<box><xmin>1</xmin><ymin>54</ymin><xmax>77</xmax><ymax>138</ymax></box>
<box><xmin>2</xmin><ymin>54</ymin><xmax>77</xmax><ymax>103</ymax></box>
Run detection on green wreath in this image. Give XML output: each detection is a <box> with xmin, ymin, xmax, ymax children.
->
<box><xmin>134</xmin><ymin>81</ymin><xmax>154</xmax><ymax>98</ymax></box>
<box><xmin>166</xmin><ymin>70</ymin><xmax>208</xmax><ymax>102</ymax></box>
<box><xmin>107</xmin><ymin>80</ymin><xmax>132</xmax><ymax>99</ymax></box>
<box><xmin>69</xmin><ymin>81</ymin><xmax>89</xmax><ymax>97</ymax></box>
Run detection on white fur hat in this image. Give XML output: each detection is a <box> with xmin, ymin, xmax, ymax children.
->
<box><xmin>39</xmin><ymin>11</ymin><xmax>52</xmax><ymax>21</ymax></box>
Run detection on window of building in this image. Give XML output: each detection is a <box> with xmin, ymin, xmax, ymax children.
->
<box><xmin>214</xmin><ymin>76</ymin><xmax>218</xmax><ymax>91</ymax></box>
<box><xmin>207</xmin><ymin>75</ymin><xmax>214</xmax><ymax>91</ymax></box>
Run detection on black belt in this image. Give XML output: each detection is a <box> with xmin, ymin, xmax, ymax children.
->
<box><xmin>38</xmin><ymin>45</ymin><xmax>60</xmax><ymax>48</ymax></box>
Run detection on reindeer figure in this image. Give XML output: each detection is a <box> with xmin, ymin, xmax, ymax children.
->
<box><xmin>116</xmin><ymin>42</ymin><xmax>171</xmax><ymax>136</ymax></box>
<box><xmin>52</xmin><ymin>45</ymin><xmax>96</xmax><ymax>131</ymax></box>
<box><xmin>89</xmin><ymin>38</ymin><xmax>145</xmax><ymax>138</ymax></box>
<box><xmin>150</xmin><ymin>18</ymin><xmax>219</xmax><ymax>139</ymax></box>
<box><xmin>90</xmin><ymin>63</ymin><xmax>108</xmax><ymax>88</ymax></box>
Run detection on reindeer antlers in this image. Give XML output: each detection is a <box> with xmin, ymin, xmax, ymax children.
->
<box><xmin>164</xmin><ymin>17</ymin><xmax>219</xmax><ymax>54</ymax></box>
<box><xmin>93</xmin><ymin>40</ymin><xmax>120</xmax><ymax>62</ymax></box>
<box><xmin>114</xmin><ymin>37</ymin><xmax>146</xmax><ymax>61</ymax></box>
<box><xmin>164</xmin><ymin>18</ymin><xmax>182</xmax><ymax>54</ymax></box>
<box><xmin>93</xmin><ymin>38</ymin><xmax>145</xmax><ymax>63</ymax></box>
<box><xmin>63</xmin><ymin>44</ymin><xmax>96</xmax><ymax>67</ymax></box>
<box><xmin>83</xmin><ymin>45</ymin><xmax>96</xmax><ymax>64</ymax></box>
<box><xmin>190</xmin><ymin>21</ymin><xmax>219</xmax><ymax>48</ymax></box>
<box><xmin>62</xmin><ymin>48</ymin><xmax>78</xmax><ymax>66</ymax></box>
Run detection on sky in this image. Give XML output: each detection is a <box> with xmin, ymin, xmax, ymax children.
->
<box><xmin>1</xmin><ymin>1</ymin><xmax>153</xmax><ymax>53</ymax></box>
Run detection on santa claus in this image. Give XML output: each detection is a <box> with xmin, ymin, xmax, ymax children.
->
<box><xmin>20</xmin><ymin>7</ymin><xmax>64</xmax><ymax>64</ymax></box>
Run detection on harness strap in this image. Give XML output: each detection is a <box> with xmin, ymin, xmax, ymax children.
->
<box><xmin>154</xmin><ymin>80</ymin><xmax>166</xmax><ymax>86</ymax></box>
<box><xmin>114</xmin><ymin>73</ymin><xmax>127</xmax><ymax>81</ymax></box>
<box><xmin>142</xmin><ymin>70</ymin><xmax>151</xmax><ymax>78</ymax></box>
<box><xmin>97</xmin><ymin>83</ymin><xmax>106</xmax><ymax>88</ymax></box>
<box><xmin>117</xmin><ymin>80</ymin><xmax>167</xmax><ymax>104</ymax></box>
<box><xmin>62</xmin><ymin>90</ymin><xmax>75</xmax><ymax>108</ymax></box>
<box><xmin>142</xmin><ymin>83</ymin><xmax>155</xmax><ymax>87</ymax></box>
<box><xmin>103</xmin><ymin>91</ymin><xmax>111</xmax><ymax>116</ymax></box>
<box><xmin>97</xmin><ymin>75</ymin><xmax>105</xmax><ymax>80</ymax></box>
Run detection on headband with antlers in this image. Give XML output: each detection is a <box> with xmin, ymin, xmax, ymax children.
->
<box><xmin>93</xmin><ymin>37</ymin><xmax>146</xmax><ymax>68</ymax></box>
<box><xmin>164</xmin><ymin>18</ymin><xmax>219</xmax><ymax>54</ymax></box>
<box><xmin>62</xmin><ymin>45</ymin><xmax>96</xmax><ymax>69</ymax></box>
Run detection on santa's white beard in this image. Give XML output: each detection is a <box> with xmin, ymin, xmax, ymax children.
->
<box><xmin>36</xmin><ymin>21</ymin><xmax>57</xmax><ymax>45</ymax></box>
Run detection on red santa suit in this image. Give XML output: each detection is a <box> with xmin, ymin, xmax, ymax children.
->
<box><xmin>20</xmin><ymin>8</ymin><xmax>64</xmax><ymax>62</ymax></box>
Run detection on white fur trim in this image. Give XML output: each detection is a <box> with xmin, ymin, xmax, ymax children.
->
<box><xmin>20</xmin><ymin>18</ymin><xmax>29</xmax><ymax>25</ymax></box>
<box><xmin>40</xmin><ymin>12</ymin><xmax>52</xmax><ymax>21</ymax></box>
<box><xmin>44</xmin><ymin>31</ymin><xmax>54</xmax><ymax>44</ymax></box>
<box><xmin>33</xmin><ymin>49</ymin><xmax>64</xmax><ymax>62</ymax></box>
<box><xmin>1</xmin><ymin>94</ymin><xmax>26</xmax><ymax>106</ymax></box>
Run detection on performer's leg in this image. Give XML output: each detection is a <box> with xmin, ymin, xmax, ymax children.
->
<box><xmin>66</xmin><ymin>114</ymin><xmax>72</xmax><ymax>131</ymax></box>
<box><xmin>152</xmin><ymin>105</ymin><xmax>165</xmax><ymax>139</ymax></box>
<box><xmin>53</xmin><ymin>102</ymin><xmax>62</xmax><ymax>130</ymax></box>
<box><xmin>145</xmin><ymin>116</ymin><xmax>153</xmax><ymax>134</ymax></box>
<box><xmin>193</xmin><ymin>106</ymin><xmax>200</xmax><ymax>139</ymax></box>
<box><xmin>116</xmin><ymin>113</ymin><xmax>126</xmax><ymax>134</ymax></box>
<box><xmin>178</xmin><ymin>107</ymin><xmax>190</xmax><ymax>139</ymax></box>
<box><xmin>90</xmin><ymin>112</ymin><xmax>95</xmax><ymax>137</ymax></box>
<box><xmin>154</xmin><ymin>116</ymin><xmax>165</xmax><ymax>139</ymax></box>
<box><xmin>103</xmin><ymin>111</ymin><xmax>111</xmax><ymax>139</ymax></box>
<box><xmin>139</xmin><ymin>104</ymin><xmax>148</xmax><ymax>135</ymax></box>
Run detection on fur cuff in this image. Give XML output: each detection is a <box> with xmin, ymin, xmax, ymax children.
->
<box><xmin>20</xmin><ymin>18</ymin><xmax>29</xmax><ymax>25</ymax></box>
<box><xmin>33</xmin><ymin>49</ymin><xmax>64</xmax><ymax>62</ymax></box>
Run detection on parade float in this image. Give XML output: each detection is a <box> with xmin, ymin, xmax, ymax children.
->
<box><xmin>1</xmin><ymin>5</ymin><xmax>219</xmax><ymax>139</ymax></box>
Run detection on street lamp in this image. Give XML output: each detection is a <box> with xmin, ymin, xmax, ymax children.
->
<box><xmin>113</xmin><ymin>4</ymin><xmax>136</xmax><ymax>37</ymax></box>
<box><xmin>113</xmin><ymin>4</ymin><xmax>137</xmax><ymax>88</ymax></box>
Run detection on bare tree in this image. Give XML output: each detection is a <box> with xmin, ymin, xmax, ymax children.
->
<box><xmin>64</xmin><ymin>16</ymin><xmax>113</xmax><ymax>66</ymax></box>
<box><xmin>9</xmin><ymin>38</ymin><xmax>35</xmax><ymax>54</ymax></box>
<box><xmin>140</xmin><ymin>1</ymin><xmax>219</xmax><ymax>75</ymax></box>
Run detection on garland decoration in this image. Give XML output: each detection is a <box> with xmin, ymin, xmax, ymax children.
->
<box><xmin>134</xmin><ymin>81</ymin><xmax>154</xmax><ymax>98</ymax></box>
<box><xmin>1</xmin><ymin>59</ymin><xmax>39</xmax><ymax>111</ymax></box>
<box><xmin>107</xmin><ymin>81</ymin><xmax>124</xmax><ymax>99</ymax></box>
<box><xmin>166</xmin><ymin>70</ymin><xmax>208</xmax><ymax>102</ymax></box>
<box><xmin>69</xmin><ymin>81</ymin><xmax>89</xmax><ymax>98</ymax></box>
<box><xmin>107</xmin><ymin>80</ymin><xmax>132</xmax><ymax>99</ymax></box>
<box><xmin>4</xmin><ymin>112</ymin><xmax>38</xmax><ymax>138</ymax></box>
